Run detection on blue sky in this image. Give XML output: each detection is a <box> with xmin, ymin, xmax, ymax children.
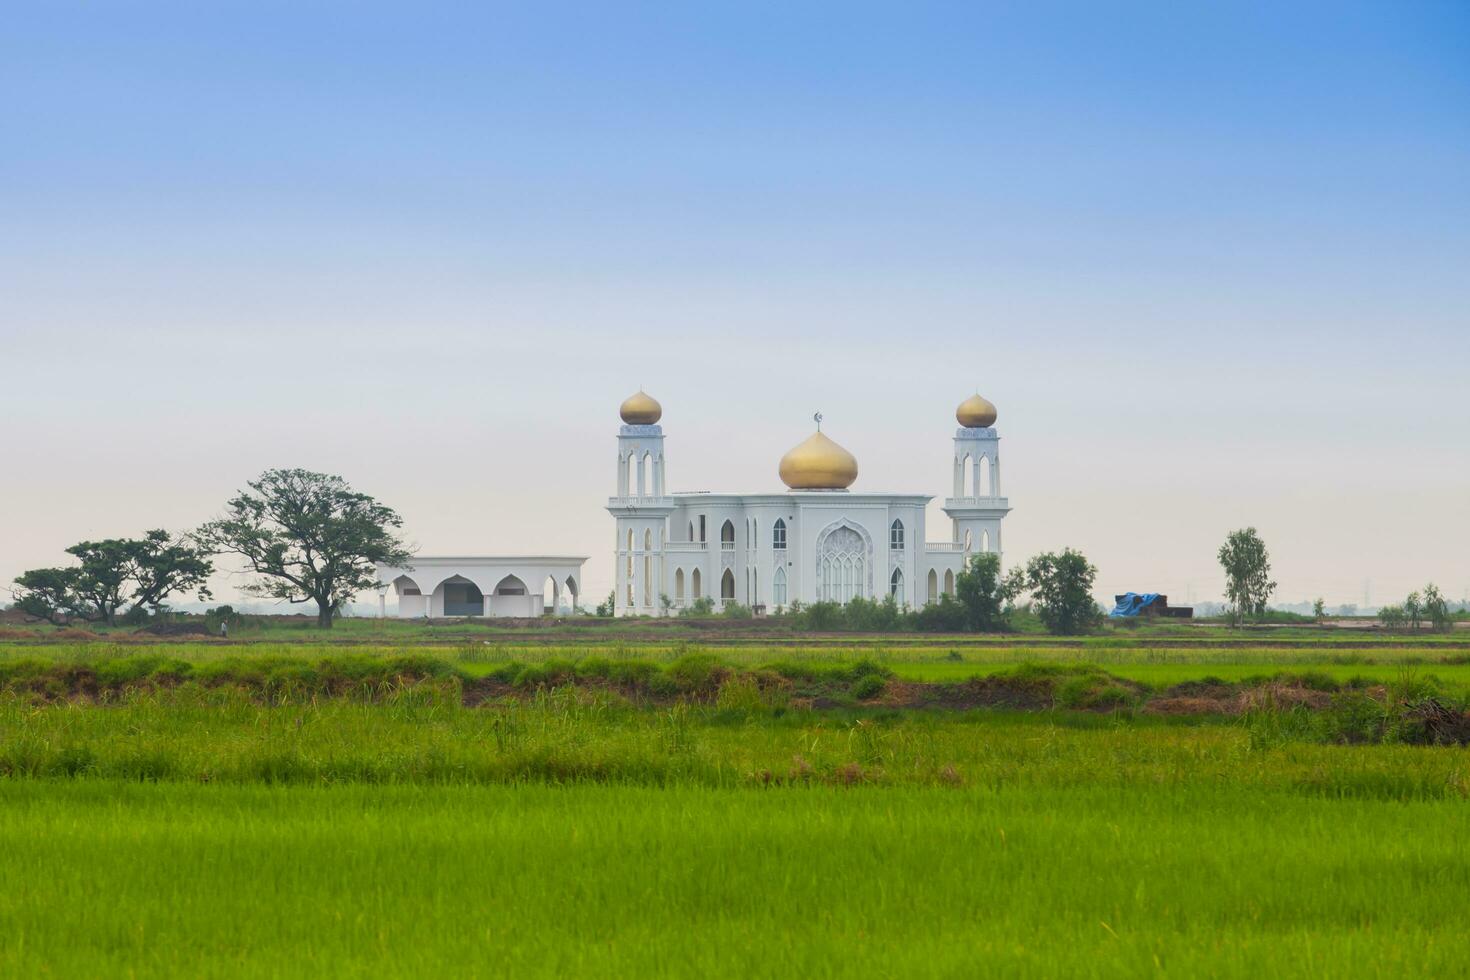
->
<box><xmin>3</xmin><ymin>1</ymin><xmax>1468</xmax><ymax>608</ymax></box>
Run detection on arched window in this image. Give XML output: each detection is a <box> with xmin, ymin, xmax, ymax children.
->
<box><xmin>977</xmin><ymin>455</ymin><xmax>992</xmax><ymax>496</ymax></box>
<box><xmin>890</xmin><ymin>567</ymin><xmax>904</xmax><ymax>600</ymax></box>
<box><xmin>963</xmin><ymin>529</ymin><xmax>973</xmax><ymax>552</ymax></box>
<box><xmin>720</xmin><ymin>520</ymin><xmax>735</xmax><ymax>549</ymax></box>
<box><xmin>816</xmin><ymin>524</ymin><xmax>867</xmax><ymax>604</ymax></box>
<box><xmin>688</xmin><ymin>521</ymin><xmax>695</xmax><ymax>542</ymax></box>
<box><xmin>720</xmin><ymin>568</ymin><xmax>736</xmax><ymax>600</ymax></box>
<box><xmin>752</xmin><ymin>519</ymin><xmax>758</xmax><ymax>550</ymax></box>
<box><xmin>691</xmin><ymin>568</ymin><xmax>702</xmax><ymax>599</ymax></box>
<box><xmin>675</xmin><ymin>568</ymin><xmax>685</xmax><ymax>601</ymax></box>
<box><xmin>980</xmin><ymin>529</ymin><xmax>990</xmax><ymax>553</ymax></box>
<box><xmin>890</xmin><ymin>519</ymin><xmax>905</xmax><ymax>551</ymax></box>
<box><xmin>943</xmin><ymin>569</ymin><xmax>955</xmax><ymax>595</ymax></box>
<box><xmin>927</xmin><ymin>569</ymin><xmax>938</xmax><ymax>604</ymax></box>
<box><xmin>643</xmin><ymin>529</ymin><xmax>654</xmax><ymax>606</ymax></box>
<box><xmin>772</xmin><ymin>518</ymin><xmax>787</xmax><ymax>550</ymax></box>
<box><xmin>772</xmin><ymin>567</ymin><xmax>787</xmax><ymax>607</ymax></box>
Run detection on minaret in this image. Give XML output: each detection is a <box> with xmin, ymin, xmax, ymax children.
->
<box><xmin>943</xmin><ymin>393</ymin><xmax>1011</xmax><ymax>561</ymax></box>
<box><xmin>608</xmin><ymin>390</ymin><xmax>675</xmax><ymax>617</ymax></box>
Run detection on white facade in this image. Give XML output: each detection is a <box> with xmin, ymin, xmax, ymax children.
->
<box><xmin>608</xmin><ymin>414</ymin><xmax>1012</xmax><ymax>616</ymax></box>
<box><xmin>376</xmin><ymin>556</ymin><xmax>586</xmax><ymax>619</ymax></box>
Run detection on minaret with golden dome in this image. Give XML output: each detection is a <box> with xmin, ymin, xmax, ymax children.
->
<box><xmin>778</xmin><ymin>415</ymin><xmax>859</xmax><ymax>490</ymax></box>
<box><xmin>610</xmin><ymin>390</ymin><xmax>676</xmax><ymax>617</ymax></box>
<box><xmin>945</xmin><ymin>389</ymin><xmax>1009</xmax><ymax>558</ymax></box>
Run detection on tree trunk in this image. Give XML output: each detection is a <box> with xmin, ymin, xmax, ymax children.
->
<box><xmin>316</xmin><ymin>601</ymin><xmax>334</xmax><ymax>629</ymax></box>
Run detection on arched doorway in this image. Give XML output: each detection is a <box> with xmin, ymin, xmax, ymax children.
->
<box><xmin>437</xmin><ymin>575</ymin><xmax>485</xmax><ymax>617</ymax></box>
<box><xmin>720</xmin><ymin>568</ymin><xmax>736</xmax><ymax>602</ymax></box>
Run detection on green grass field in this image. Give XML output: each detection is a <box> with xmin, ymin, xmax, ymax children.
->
<box><xmin>2</xmin><ymin>635</ymin><xmax>1469</xmax><ymax>977</ymax></box>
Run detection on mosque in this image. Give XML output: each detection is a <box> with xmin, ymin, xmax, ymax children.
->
<box><xmin>376</xmin><ymin>390</ymin><xmax>1010</xmax><ymax>618</ymax></box>
<box><xmin>608</xmin><ymin>390</ymin><xmax>1010</xmax><ymax>616</ymax></box>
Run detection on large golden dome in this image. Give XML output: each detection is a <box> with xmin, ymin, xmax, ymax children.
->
<box><xmin>779</xmin><ymin>430</ymin><xmax>858</xmax><ymax>490</ymax></box>
<box><xmin>956</xmin><ymin>393</ymin><xmax>998</xmax><ymax>428</ymax></box>
<box><xmin>619</xmin><ymin>390</ymin><xmax>662</xmax><ymax>425</ymax></box>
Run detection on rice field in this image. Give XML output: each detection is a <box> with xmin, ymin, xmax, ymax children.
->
<box><xmin>2</xmin><ymin>637</ymin><xmax>1469</xmax><ymax>977</ymax></box>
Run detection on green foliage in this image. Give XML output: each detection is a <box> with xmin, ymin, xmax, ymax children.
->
<box><xmin>913</xmin><ymin>593</ymin><xmax>967</xmax><ymax>632</ymax></box>
<box><xmin>720</xmin><ymin>602</ymin><xmax>753</xmax><ymax>620</ymax></box>
<box><xmin>11</xmin><ymin>530</ymin><xmax>212</xmax><ymax>627</ymax></box>
<box><xmin>197</xmin><ymin>469</ymin><xmax>411</xmax><ymax>628</ymax></box>
<box><xmin>1218</xmin><ymin>527</ymin><xmax>1276</xmax><ymax>627</ymax></box>
<box><xmin>1421</xmin><ymin>584</ymin><xmax>1452</xmax><ymax>631</ymax></box>
<box><xmin>1022</xmin><ymin>549</ymin><xmax>1102</xmax><ymax>635</ymax></box>
<box><xmin>953</xmin><ymin>552</ymin><xmax>1015</xmax><ymax>631</ymax></box>
<box><xmin>849</xmin><ymin>674</ymin><xmax>886</xmax><ymax>700</ymax></box>
<box><xmin>1379</xmin><ymin>604</ymin><xmax>1407</xmax><ymax>628</ymax></box>
<box><xmin>678</xmin><ymin>596</ymin><xmax>716</xmax><ymax>618</ymax></box>
<box><xmin>595</xmin><ymin>591</ymin><xmax>615</xmax><ymax>617</ymax></box>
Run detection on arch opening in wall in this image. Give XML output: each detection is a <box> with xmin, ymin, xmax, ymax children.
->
<box><xmin>890</xmin><ymin>567</ymin><xmax>904</xmax><ymax>601</ymax></box>
<box><xmin>890</xmin><ymin>519</ymin><xmax>904</xmax><ymax>551</ymax></box>
<box><xmin>675</xmin><ymin>568</ymin><xmax>685</xmax><ymax>601</ymax></box>
<box><xmin>493</xmin><ymin>575</ymin><xmax>527</xmax><ymax>596</ymax></box>
<box><xmin>927</xmin><ymin>569</ymin><xmax>938</xmax><ymax>604</ymax></box>
<box><xmin>720</xmin><ymin>568</ymin><xmax>735</xmax><ymax>600</ymax></box>
<box><xmin>944</xmin><ymin>569</ymin><xmax>955</xmax><ymax>595</ymax></box>
<box><xmin>720</xmin><ymin>520</ymin><xmax>735</xmax><ymax>548</ymax></box>
<box><xmin>437</xmin><ymin>574</ymin><xmax>484</xmax><ymax>617</ymax></box>
<box><xmin>977</xmin><ymin>455</ymin><xmax>992</xmax><ymax>496</ymax></box>
<box><xmin>964</xmin><ymin>529</ymin><xmax>973</xmax><ymax>552</ymax></box>
<box><xmin>543</xmin><ymin>575</ymin><xmax>558</xmax><ymax>614</ymax></box>
<box><xmin>980</xmin><ymin>529</ymin><xmax>990</xmax><ymax>553</ymax></box>
<box><xmin>772</xmin><ymin>518</ymin><xmax>787</xmax><ymax>550</ymax></box>
<box><xmin>772</xmin><ymin>566</ymin><xmax>787</xmax><ymax>607</ymax></box>
<box><xmin>564</xmin><ymin>576</ymin><xmax>579</xmax><ymax>611</ymax></box>
<box><xmin>691</xmin><ymin>568</ymin><xmax>702</xmax><ymax>599</ymax></box>
<box><xmin>643</xmin><ymin>529</ymin><xmax>654</xmax><ymax>607</ymax></box>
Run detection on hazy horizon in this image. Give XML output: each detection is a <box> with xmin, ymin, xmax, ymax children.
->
<box><xmin>4</xmin><ymin>1</ymin><xmax>1468</xmax><ymax>611</ymax></box>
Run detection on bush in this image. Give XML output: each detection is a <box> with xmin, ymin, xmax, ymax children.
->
<box><xmin>849</xmin><ymin>675</ymin><xmax>886</xmax><ymax>701</ymax></box>
<box><xmin>721</xmin><ymin>602</ymin><xmax>753</xmax><ymax>620</ymax></box>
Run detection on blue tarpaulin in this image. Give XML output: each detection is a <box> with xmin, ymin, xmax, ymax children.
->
<box><xmin>1110</xmin><ymin>592</ymin><xmax>1161</xmax><ymax>618</ymax></box>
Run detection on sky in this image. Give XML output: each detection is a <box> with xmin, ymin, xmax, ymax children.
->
<box><xmin>3</xmin><ymin>1</ymin><xmax>1468</xmax><ymax>611</ymax></box>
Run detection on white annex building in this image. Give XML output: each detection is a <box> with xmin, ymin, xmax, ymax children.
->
<box><xmin>375</xmin><ymin>556</ymin><xmax>587</xmax><ymax>619</ymax></box>
<box><xmin>609</xmin><ymin>390</ymin><xmax>1011</xmax><ymax>616</ymax></box>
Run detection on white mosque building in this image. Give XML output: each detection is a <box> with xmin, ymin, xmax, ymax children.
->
<box><xmin>375</xmin><ymin>390</ymin><xmax>1010</xmax><ymax>619</ymax></box>
<box><xmin>609</xmin><ymin>390</ymin><xmax>1010</xmax><ymax>616</ymax></box>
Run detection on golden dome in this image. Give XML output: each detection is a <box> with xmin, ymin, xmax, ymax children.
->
<box><xmin>619</xmin><ymin>390</ymin><xmax>662</xmax><ymax>425</ymax></box>
<box><xmin>956</xmin><ymin>393</ymin><xmax>998</xmax><ymax>428</ymax></box>
<box><xmin>779</xmin><ymin>430</ymin><xmax>858</xmax><ymax>490</ymax></box>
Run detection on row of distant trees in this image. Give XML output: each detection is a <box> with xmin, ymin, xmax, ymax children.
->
<box><xmin>11</xmin><ymin>469</ymin><xmax>411</xmax><ymax>629</ymax></box>
<box><xmin>600</xmin><ymin>549</ymin><xmax>1107</xmax><ymax>636</ymax></box>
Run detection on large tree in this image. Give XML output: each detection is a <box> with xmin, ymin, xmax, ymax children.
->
<box><xmin>197</xmin><ymin>469</ymin><xmax>412</xmax><ymax>628</ymax></box>
<box><xmin>1023</xmin><ymin>549</ymin><xmax>1102</xmax><ymax>635</ymax></box>
<box><xmin>1217</xmin><ymin>527</ymin><xmax>1276</xmax><ymax>627</ymax></box>
<box><xmin>11</xmin><ymin>531</ymin><xmax>213</xmax><ymax>626</ymax></box>
<box><xmin>953</xmin><ymin>552</ymin><xmax>1018</xmax><ymax>632</ymax></box>
<box><xmin>11</xmin><ymin>567</ymin><xmax>83</xmax><ymax>625</ymax></box>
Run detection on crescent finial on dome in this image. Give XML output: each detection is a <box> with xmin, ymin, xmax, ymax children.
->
<box><xmin>619</xmin><ymin>390</ymin><xmax>662</xmax><ymax>424</ymax></box>
<box><xmin>956</xmin><ymin>393</ymin><xmax>997</xmax><ymax>428</ymax></box>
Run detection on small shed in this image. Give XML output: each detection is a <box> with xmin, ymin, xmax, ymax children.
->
<box><xmin>1110</xmin><ymin>593</ymin><xmax>1193</xmax><ymax>618</ymax></box>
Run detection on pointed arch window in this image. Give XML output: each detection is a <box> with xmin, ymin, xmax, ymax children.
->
<box><xmin>772</xmin><ymin>518</ymin><xmax>787</xmax><ymax>551</ymax></box>
<box><xmin>890</xmin><ymin>519</ymin><xmax>905</xmax><ymax>551</ymax></box>
<box><xmin>772</xmin><ymin>566</ymin><xmax>787</xmax><ymax>607</ymax></box>
<box><xmin>890</xmin><ymin>567</ymin><xmax>904</xmax><ymax>600</ymax></box>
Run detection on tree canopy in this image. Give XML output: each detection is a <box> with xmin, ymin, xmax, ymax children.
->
<box><xmin>1217</xmin><ymin>527</ymin><xmax>1276</xmax><ymax>627</ymax></box>
<box><xmin>197</xmin><ymin>468</ymin><xmax>412</xmax><ymax>628</ymax></box>
<box><xmin>1022</xmin><ymin>549</ymin><xmax>1101</xmax><ymax>635</ymax></box>
<box><xmin>11</xmin><ymin>531</ymin><xmax>213</xmax><ymax>626</ymax></box>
